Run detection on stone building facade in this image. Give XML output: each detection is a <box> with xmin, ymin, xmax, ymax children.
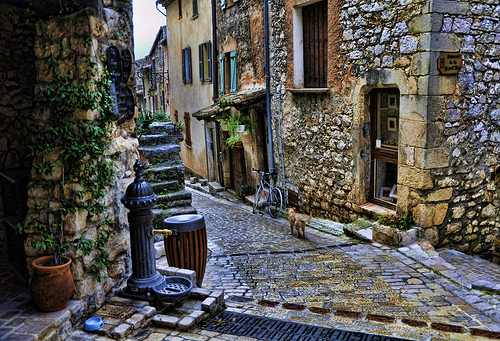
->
<box><xmin>269</xmin><ymin>0</ymin><xmax>500</xmax><ymax>256</ymax></box>
<box><xmin>0</xmin><ymin>0</ymin><xmax>138</xmax><ymax>312</ymax></box>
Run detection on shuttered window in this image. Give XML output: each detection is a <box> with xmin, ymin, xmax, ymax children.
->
<box><xmin>229</xmin><ymin>50</ymin><xmax>237</xmax><ymax>93</ymax></box>
<box><xmin>193</xmin><ymin>0</ymin><xmax>198</xmax><ymax>17</ymax></box>
<box><xmin>219</xmin><ymin>53</ymin><xmax>225</xmax><ymax>96</ymax></box>
<box><xmin>184</xmin><ymin>112</ymin><xmax>192</xmax><ymax>147</ymax></box>
<box><xmin>303</xmin><ymin>1</ymin><xmax>327</xmax><ymax>88</ymax></box>
<box><xmin>182</xmin><ymin>47</ymin><xmax>192</xmax><ymax>83</ymax></box>
<box><xmin>199</xmin><ymin>41</ymin><xmax>213</xmax><ymax>82</ymax></box>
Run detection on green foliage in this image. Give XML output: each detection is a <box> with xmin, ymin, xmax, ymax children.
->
<box><xmin>241</xmin><ymin>183</ymin><xmax>254</xmax><ymax>195</ymax></box>
<box><xmin>75</xmin><ymin>219</ymin><xmax>116</xmax><ymax>282</ymax></box>
<box><xmin>137</xmin><ymin>110</ymin><xmax>171</xmax><ymax>136</ymax></box>
<box><xmin>19</xmin><ymin>42</ymin><xmax>118</xmax><ymax>277</ymax></box>
<box><xmin>226</xmin><ymin>133</ymin><xmax>242</xmax><ymax>148</ymax></box>
<box><xmin>378</xmin><ymin>214</ymin><xmax>414</xmax><ymax>231</ymax></box>
<box><xmin>220</xmin><ymin>113</ymin><xmax>254</xmax><ymax>148</ymax></box>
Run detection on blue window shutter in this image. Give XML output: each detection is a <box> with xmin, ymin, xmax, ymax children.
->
<box><xmin>207</xmin><ymin>41</ymin><xmax>212</xmax><ymax>81</ymax></box>
<box><xmin>230</xmin><ymin>50</ymin><xmax>237</xmax><ymax>93</ymax></box>
<box><xmin>182</xmin><ymin>48</ymin><xmax>186</xmax><ymax>83</ymax></box>
<box><xmin>199</xmin><ymin>44</ymin><xmax>204</xmax><ymax>81</ymax></box>
<box><xmin>219</xmin><ymin>53</ymin><xmax>225</xmax><ymax>96</ymax></box>
<box><xmin>187</xmin><ymin>47</ymin><xmax>192</xmax><ymax>83</ymax></box>
<box><xmin>221</xmin><ymin>0</ymin><xmax>226</xmax><ymax>10</ymax></box>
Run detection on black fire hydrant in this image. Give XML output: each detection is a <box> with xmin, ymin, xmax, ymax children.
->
<box><xmin>120</xmin><ymin>160</ymin><xmax>191</xmax><ymax>301</ymax></box>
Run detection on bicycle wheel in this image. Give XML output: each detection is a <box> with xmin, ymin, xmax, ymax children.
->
<box><xmin>253</xmin><ymin>185</ymin><xmax>263</xmax><ymax>214</ymax></box>
<box><xmin>268</xmin><ymin>187</ymin><xmax>283</xmax><ymax>218</ymax></box>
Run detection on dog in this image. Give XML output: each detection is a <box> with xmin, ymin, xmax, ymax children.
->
<box><xmin>286</xmin><ymin>208</ymin><xmax>312</xmax><ymax>238</ymax></box>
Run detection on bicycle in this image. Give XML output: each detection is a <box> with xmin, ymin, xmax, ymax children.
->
<box><xmin>252</xmin><ymin>168</ymin><xmax>283</xmax><ymax>218</ymax></box>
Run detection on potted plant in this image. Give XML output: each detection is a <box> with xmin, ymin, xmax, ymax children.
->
<box><xmin>372</xmin><ymin>214</ymin><xmax>419</xmax><ymax>248</ymax></box>
<box><xmin>21</xmin><ymin>221</ymin><xmax>75</xmax><ymax>312</ymax></box>
<box><xmin>220</xmin><ymin>114</ymin><xmax>254</xmax><ymax>148</ymax></box>
<box><xmin>240</xmin><ymin>183</ymin><xmax>254</xmax><ymax>200</ymax></box>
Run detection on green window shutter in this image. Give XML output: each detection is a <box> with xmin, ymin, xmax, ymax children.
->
<box><xmin>199</xmin><ymin>44</ymin><xmax>204</xmax><ymax>81</ymax></box>
<box><xmin>221</xmin><ymin>0</ymin><xmax>226</xmax><ymax>10</ymax></box>
<box><xmin>219</xmin><ymin>53</ymin><xmax>225</xmax><ymax>96</ymax></box>
<box><xmin>230</xmin><ymin>50</ymin><xmax>237</xmax><ymax>93</ymax></box>
<box><xmin>207</xmin><ymin>41</ymin><xmax>212</xmax><ymax>82</ymax></box>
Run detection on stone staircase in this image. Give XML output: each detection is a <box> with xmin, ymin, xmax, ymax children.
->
<box><xmin>139</xmin><ymin>122</ymin><xmax>197</xmax><ymax>228</ymax></box>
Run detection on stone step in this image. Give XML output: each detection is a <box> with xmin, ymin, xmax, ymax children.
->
<box><xmin>152</xmin><ymin>206</ymin><xmax>198</xmax><ymax>228</ymax></box>
<box><xmin>144</xmin><ymin>165</ymin><xmax>184</xmax><ymax>184</ymax></box>
<box><xmin>139</xmin><ymin>144</ymin><xmax>182</xmax><ymax>164</ymax></box>
<box><xmin>139</xmin><ymin>134</ymin><xmax>184</xmax><ymax>147</ymax></box>
<box><xmin>150</xmin><ymin>180</ymin><xmax>182</xmax><ymax>194</ymax></box>
<box><xmin>157</xmin><ymin>189</ymin><xmax>192</xmax><ymax>206</ymax></box>
<box><xmin>148</xmin><ymin>122</ymin><xmax>180</xmax><ymax>135</ymax></box>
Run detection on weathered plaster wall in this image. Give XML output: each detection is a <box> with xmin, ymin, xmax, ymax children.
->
<box><xmin>271</xmin><ymin>0</ymin><xmax>500</xmax><ymax>256</ymax></box>
<box><xmin>165</xmin><ymin>0</ymin><xmax>212</xmax><ymax>178</ymax></box>
<box><xmin>217</xmin><ymin>0</ymin><xmax>266</xmax><ymax>90</ymax></box>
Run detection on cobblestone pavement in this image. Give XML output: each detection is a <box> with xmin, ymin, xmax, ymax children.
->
<box><xmin>5</xmin><ymin>188</ymin><xmax>500</xmax><ymax>341</ymax></box>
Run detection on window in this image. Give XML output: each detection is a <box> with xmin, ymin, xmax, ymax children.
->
<box><xmin>178</xmin><ymin>0</ymin><xmax>182</xmax><ymax>18</ymax></box>
<box><xmin>182</xmin><ymin>47</ymin><xmax>192</xmax><ymax>83</ymax></box>
<box><xmin>199</xmin><ymin>41</ymin><xmax>212</xmax><ymax>82</ymax></box>
<box><xmin>193</xmin><ymin>0</ymin><xmax>198</xmax><ymax>17</ymax></box>
<box><xmin>303</xmin><ymin>1</ymin><xmax>327</xmax><ymax>87</ymax></box>
<box><xmin>184</xmin><ymin>112</ymin><xmax>192</xmax><ymax>147</ymax></box>
<box><xmin>294</xmin><ymin>1</ymin><xmax>327</xmax><ymax>88</ymax></box>
<box><xmin>219</xmin><ymin>50</ymin><xmax>237</xmax><ymax>95</ymax></box>
<box><xmin>174</xmin><ymin>110</ymin><xmax>179</xmax><ymax>123</ymax></box>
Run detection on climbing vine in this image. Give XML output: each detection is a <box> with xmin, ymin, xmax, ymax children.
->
<box><xmin>19</xmin><ymin>16</ymin><xmax>120</xmax><ymax>282</ymax></box>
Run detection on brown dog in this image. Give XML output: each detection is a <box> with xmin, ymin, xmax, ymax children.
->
<box><xmin>286</xmin><ymin>208</ymin><xmax>312</xmax><ymax>238</ymax></box>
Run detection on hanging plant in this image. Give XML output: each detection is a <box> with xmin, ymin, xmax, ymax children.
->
<box><xmin>220</xmin><ymin>113</ymin><xmax>254</xmax><ymax>148</ymax></box>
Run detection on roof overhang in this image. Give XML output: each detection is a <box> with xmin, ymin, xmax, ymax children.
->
<box><xmin>193</xmin><ymin>89</ymin><xmax>266</xmax><ymax>121</ymax></box>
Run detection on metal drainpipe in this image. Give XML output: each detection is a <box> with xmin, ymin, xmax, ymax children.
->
<box><xmin>264</xmin><ymin>0</ymin><xmax>274</xmax><ymax>174</ymax></box>
<box><xmin>211</xmin><ymin>0</ymin><xmax>224</xmax><ymax>186</ymax></box>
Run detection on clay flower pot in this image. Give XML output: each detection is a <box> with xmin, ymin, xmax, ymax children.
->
<box><xmin>30</xmin><ymin>255</ymin><xmax>75</xmax><ymax>312</ymax></box>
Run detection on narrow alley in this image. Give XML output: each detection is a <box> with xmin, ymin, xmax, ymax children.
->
<box><xmin>113</xmin><ymin>188</ymin><xmax>499</xmax><ymax>341</ymax></box>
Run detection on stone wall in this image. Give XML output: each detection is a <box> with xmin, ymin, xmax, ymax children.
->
<box><xmin>270</xmin><ymin>0</ymin><xmax>500</xmax><ymax>256</ymax></box>
<box><xmin>0</xmin><ymin>4</ymin><xmax>36</xmax><ymax>257</ymax></box>
<box><xmin>0</xmin><ymin>1</ymin><xmax>138</xmax><ymax>312</ymax></box>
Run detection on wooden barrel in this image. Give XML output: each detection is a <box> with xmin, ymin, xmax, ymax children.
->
<box><xmin>163</xmin><ymin>214</ymin><xmax>207</xmax><ymax>287</ymax></box>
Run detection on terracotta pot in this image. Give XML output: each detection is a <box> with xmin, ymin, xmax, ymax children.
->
<box><xmin>30</xmin><ymin>255</ymin><xmax>74</xmax><ymax>312</ymax></box>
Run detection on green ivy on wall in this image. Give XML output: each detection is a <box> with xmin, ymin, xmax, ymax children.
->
<box><xmin>19</xmin><ymin>24</ymin><xmax>120</xmax><ymax>282</ymax></box>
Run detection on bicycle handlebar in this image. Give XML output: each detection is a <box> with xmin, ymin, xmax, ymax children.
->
<box><xmin>252</xmin><ymin>168</ymin><xmax>276</xmax><ymax>176</ymax></box>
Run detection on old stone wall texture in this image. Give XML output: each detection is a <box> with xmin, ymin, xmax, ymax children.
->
<box><xmin>1</xmin><ymin>1</ymin><xmax>137</xmax><ymax>312</ymax></box>
<box><xmin>270</xmin><ymin>0</ymin><xmax>500</xmax><ymax>256</ymax></box>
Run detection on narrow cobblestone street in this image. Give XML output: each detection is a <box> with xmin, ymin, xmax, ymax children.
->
<box><xmin>122</xmin><ymin>188</ymin><xmax>500</xmax><ymax>341</ymax></box>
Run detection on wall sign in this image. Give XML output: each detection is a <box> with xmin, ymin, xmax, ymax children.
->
<box><xmin>106</xmin><ymin>46</ymin><xmax>134</xmax><ymax>123</ymax></box>
<box><xmin>437</xmin><ymin>52</ymin><xmax>462</xmax><ymax>75</ymax></box>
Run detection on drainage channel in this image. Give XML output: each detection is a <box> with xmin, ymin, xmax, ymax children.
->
<box><xmin>203</xmin><ymin>311</ymin><xmax>413</xmax><ymax>341</ymax></box>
